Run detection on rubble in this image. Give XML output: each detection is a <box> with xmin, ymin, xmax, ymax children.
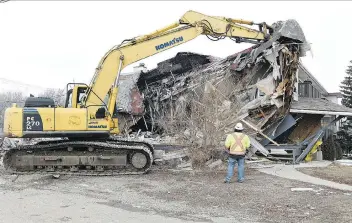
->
<box><xmin>207</xmin><ymin>159</ymin><xmax>223</xmax><ymax>169</ymax></box>
<box><xmin>153</xmin><ymin>148</ymin><xmax>190</xmax><ymax>168</ymax></box>
<box><xmin>176</xmin><ymin>161</ymin><xmax>192</xmax><ymax>170</ymax></box>
<box><xmin>138</xmin><ymin>41</ymin><xmax>299</xmax><ymax>136</ymax></box>
<box><xmin>113</xmin><ymin>19</ymin><xmax>308</xmax><ymax>152</ymax></box>
<box><xmin>103</xmin><ymin>19</ymin><xmax>323</xmax><ymax>166</ymax></box>
<box><xmin>152</xmin><ymin>150</ymin><xmax>165</xmax><ymax>160</ymax></box>
<box><xmin>248</xmin><ymin>136</ymin><xmax>270</xmax><ymax>156</ymax></box>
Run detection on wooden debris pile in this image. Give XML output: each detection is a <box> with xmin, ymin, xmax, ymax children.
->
<box><xmin>115</xmin><ymin>19</ymin><xmax>310</xmax><ymax>149</ymax></box>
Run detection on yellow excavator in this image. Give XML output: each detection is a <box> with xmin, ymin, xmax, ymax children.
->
<box><xmin>2</xmin><ymin>10</ymin><xmax>284</xmax><ymax>175</ymax></box>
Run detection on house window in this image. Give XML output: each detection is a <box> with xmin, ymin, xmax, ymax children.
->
<box><xmin>298</xmin><ymin>81</ymin><xmax>321</xmax><ymax>98</ymax></box>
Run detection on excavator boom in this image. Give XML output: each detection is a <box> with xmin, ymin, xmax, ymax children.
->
<box><xmin>83</xmin><ymin>10</ymin><xmax>271</xmax><ymax>121</ymax></box>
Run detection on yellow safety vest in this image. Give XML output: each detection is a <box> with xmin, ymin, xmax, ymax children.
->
<box><xmin>225</xmin><ymin>133</ymin><xmax>250</xmax><ymax>156</ymax></box>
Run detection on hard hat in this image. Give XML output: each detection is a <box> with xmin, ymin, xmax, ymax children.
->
<box><xmin>235</xmin><ymin>122</ymin><xmax>244</xmax><ymax>131</ymax></box>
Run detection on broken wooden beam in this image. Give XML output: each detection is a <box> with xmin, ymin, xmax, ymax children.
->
<box><xmin>241</xmin><ymin>119</ymin><xmax>280</xmax><ymax>146</ymax></box>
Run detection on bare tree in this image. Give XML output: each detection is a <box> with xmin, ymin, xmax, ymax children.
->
<box><xmin>38</xmin><ymin>88</ymin><xmax>66</xmax><ymax>107</ymax></box>
<box><xmin>155</xmin><ymin>73</ymin><xmax>243</xmax><ymax>166</ymax></box>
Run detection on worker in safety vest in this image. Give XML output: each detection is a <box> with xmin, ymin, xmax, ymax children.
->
<box><xmin>224</xmin><ymin>122</ymin><xmax>250</xmax><ymax>183</ymax></box>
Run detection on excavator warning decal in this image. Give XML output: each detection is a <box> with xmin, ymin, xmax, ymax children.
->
<box><xmin>23</xmin><ymin>108</ymin><xmax>43</xmax><ymax>131</ymax></box>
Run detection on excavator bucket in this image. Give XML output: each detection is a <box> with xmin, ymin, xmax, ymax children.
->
<box><xmin>271</xmin><ymin>19</ymin><xmax>311</xmax><ymax>56</ymax></box>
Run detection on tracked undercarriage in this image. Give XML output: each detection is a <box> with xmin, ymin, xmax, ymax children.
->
<box><xmin>2</xmin><ymin>137</ymin><xmax>154</xmax><ymax>176</ymax></box>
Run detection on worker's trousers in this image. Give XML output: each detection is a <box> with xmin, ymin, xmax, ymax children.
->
<box><xmin>225</xmin><ymin>156</ymin><xmax>245</xmax><ymax>183</ymax></box>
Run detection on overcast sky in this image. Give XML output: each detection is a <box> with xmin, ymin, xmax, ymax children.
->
<box><xmin>1</xmin><ymin>1</ymin><xmax>351</xmax><ymax>93</ymax></box>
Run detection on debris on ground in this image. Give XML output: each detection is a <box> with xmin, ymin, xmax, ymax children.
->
<box><xmin>291</xmin><ymin>187</ymin><xmax>314</xmax><ymax>192</ymax></box>
<box><xmin>52</xmin><ymin>174</ymin><xmax>60</xmax><ymax>179</ymax></box>
<box><xmin>207</xmin><ymin>159</ymin><xmax>223</xmax><ymax>170</ymax></box>
<box><xmin>153</xmin><ymin>148</ymin><xmax>190</xmax><ymax>169</ymax></box>
<box><xmin>0</xmin><ymin>168</ymin><xmax>351</xmax><ymax>223</ymax></box>
<box><xmin>107</xmin><ymin>19</ymin><xmax>316</xmax><ymax>167</ymax></box>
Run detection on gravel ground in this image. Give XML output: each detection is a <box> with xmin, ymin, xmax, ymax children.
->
<box><xmin>296</xmin><ymin>163</ymin><xmax>352</xmax><ymax>186</ymax></box>
<box><xmin>0</xmin><ymin>166</ymin><xmax>351</xmax><ymax>223</ymax></box>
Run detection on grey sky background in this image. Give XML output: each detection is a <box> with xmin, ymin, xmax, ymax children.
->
<box><xmin>1</xmin><ymin>1</ymin><xmax>351</xmax><ymax>93</ymax></box>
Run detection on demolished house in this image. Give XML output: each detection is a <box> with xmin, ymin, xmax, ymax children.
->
<box><xmin>114</xmin><ymin>19</ymin><xmax>352</xmax><ymax>164</ymax></box>
<box><xmin>2</xmin><ymin>19</ymin><xmax>349</xmax><ymax>165</ymax></box>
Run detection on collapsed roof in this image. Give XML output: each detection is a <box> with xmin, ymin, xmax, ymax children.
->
<box><xmin>115</xmin><ymin>19</ymin><xmax>310</xmax><ymax>143</ymax></box>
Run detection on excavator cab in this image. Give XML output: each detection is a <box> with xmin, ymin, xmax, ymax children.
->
<box><xmin>63</xmin><ymin>83</ymin><xmax>120</xmax><ymax>134</ymax></box>
<box><xmin>64</xmin><ymin>84</ymin><xmax>88</xmax><ymax>108</ymax></box>
<box><xmin>64</xmin><ymin>83</ymin><xmax>119</xmax><ymax>118</ymax></box>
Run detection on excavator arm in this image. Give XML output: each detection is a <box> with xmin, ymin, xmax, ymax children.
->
<box><xmin>82</xmin><ymin>10</ymin><xmax>272</xmax><ymax>122</ymax></box>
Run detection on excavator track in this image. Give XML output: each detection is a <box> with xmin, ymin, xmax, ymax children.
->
<box><xmin>2</xmin><ymin>137</ymin><xmax>154</xmax><ymax>176</ymax></box>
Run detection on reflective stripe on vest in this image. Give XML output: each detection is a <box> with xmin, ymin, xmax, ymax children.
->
<box><xmin>229</xmin><ymin>133</ymin><xmax>246</xmax><ymax>155</ymax></box>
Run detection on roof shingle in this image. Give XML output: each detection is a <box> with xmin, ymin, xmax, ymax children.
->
<box><xmin>290</xmin><ymin>97</ymin><xmax>352</xmax><ymax>114</ymax></box>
